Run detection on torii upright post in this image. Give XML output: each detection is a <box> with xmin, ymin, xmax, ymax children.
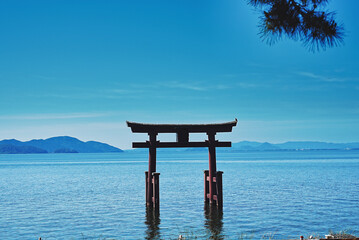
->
<box><xmin>207</xmin><ymin>132</ymin><xmax>217</xmax><ymax>205</ymax></box>
<box><xmin>204</xmin><ymin>131</ymin><xmax>224</xmax><ymax>208</ymax></box>
<box><xmin>127</xmin><ymin>119</ymin><xmax>237</xmax><ymax>209</ymax></box>
<box><xmin>147</xmin><ymin>132</ymin><xmax>158</xmax><ymax>206</ymax></box>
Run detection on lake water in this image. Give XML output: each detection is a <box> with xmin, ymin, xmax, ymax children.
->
<box><xmin>0</xmin><ymin>150</ymin><xmax>358</xmax><ymax>239</ymax></box>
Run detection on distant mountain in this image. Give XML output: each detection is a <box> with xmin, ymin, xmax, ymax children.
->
<box><xmin>256</xmin><ymin>142</ymin><xmax>280</xmax><ymax>151</ymax></box>
<box><xmin>127</xmin><ymin>140</ymin><xmax>359</xmax><ymax>153</ymax></box>
<box><xmin>0</xmin><ymin>136</ymin><xmax>123</xmax><ymax>154</ymax></box>
<box><xmin>232</xmin><ymin>141</ymin><xmax>263</xmax><ymax>149</ymax></box>
<box><xmin>229</xmin><ymin>141</ymin><xmax>277</xmax><ymax>151</ymax></box>
<box><xmin>54</xmin><ymin>148</ymin><xmax>79</xmax><ymax>153</ymax></box>
<box><xmin>276</xmin><ymin>141</ymin><xmax>359</xmax><ymax>150</ymax></box>
<box><xmin>0</xmin><ymin>145</ymin><xmax>48</xmax><ymax>154</ymax></box>
<box><xmin>229</xmin><ymin>141</ymin><xmax>359</xmax><ymax>151</ymax></box>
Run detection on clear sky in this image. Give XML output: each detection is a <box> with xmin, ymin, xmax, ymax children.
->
<box><xmin>0</xmin><ymin>0</ymin><xmax>358</xmax><ymax>149</ymax></box>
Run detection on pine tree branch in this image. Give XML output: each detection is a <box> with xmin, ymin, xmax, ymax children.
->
<box><xmin>248</xmin><ymin>0</ymin><xmax>344</xmax><ymax>51</ymax></box>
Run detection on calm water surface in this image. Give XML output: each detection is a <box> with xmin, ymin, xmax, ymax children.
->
<box><xmin>0</xmin><ymin>150</ymin><xmax>358</xmax><ymax>239</ymax></box>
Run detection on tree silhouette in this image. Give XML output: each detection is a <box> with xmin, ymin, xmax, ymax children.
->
<box><xmin>249</xmin><ymin>0</ymin><xmax>344</xmax><ymax>51</ymax></box>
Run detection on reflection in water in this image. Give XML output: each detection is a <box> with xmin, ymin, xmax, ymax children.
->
<box><xmin>204</xmin><ymin>204</ymin><xmax>224</xmax><ymax>239</ymax></box>
<box><xmin>145</xmin><ymin>206</ymin><xmax>161</xmax><ymax>240</ymax></box>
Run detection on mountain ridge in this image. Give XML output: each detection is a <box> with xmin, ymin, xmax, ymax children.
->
<box><xmin>1</xmin><ymin>137</ymin><xmax>359</xmax><ymax>154</ymax></box>
<box><xmin>127</xmin><ymin>140</ymin><xmax>359</xmax><ymax>153</ymax></box>
<box><xmin>0</xmin><ymin>136</ymin><xmax>123</xmax><ymax>154</ymax></box>
<box><xmin>230</xmin><ymin>140</ymin><xmax>359</xmax><ymax>151</ymax></box>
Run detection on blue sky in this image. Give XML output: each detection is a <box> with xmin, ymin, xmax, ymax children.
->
<box><xmin>0</xmin><ymin>0</ymin><xmax>358</xmax><ymax>149</ymax></box>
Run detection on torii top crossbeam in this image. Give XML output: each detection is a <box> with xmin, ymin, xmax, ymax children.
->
<box><xmin>127</xmin><ymin>119</ymin><xmax>237</xmax><ymax>133</ymax></box>
<box><xmin>127</xmin><ymin>119</ymin><xmax>237</xmax><ymax>148</ymax></box>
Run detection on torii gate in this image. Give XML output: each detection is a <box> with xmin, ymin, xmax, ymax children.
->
<box><xmin>127</xmin><ymin>119</ymin><xmax>237</xmax><ymax>208</ymax></box>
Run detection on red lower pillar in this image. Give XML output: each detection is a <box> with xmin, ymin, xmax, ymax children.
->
<box><xmin>204</xmin><ymin>170</ymin><xmax>209</xmax><ymax>203</ymax></box>
<box><xmin>152</xmin><ymin>172</ymin><xmax>160</xmax><ymax>207</ymax></box>
<box><xmin>145</xmin><ymin>171</ymin><xmax>149</xmax><ymax>203</ymax></box>
<box><xmin>216</xmin><ymin>171</ymin><xmax>223</xmax><ymax>208</ymax></box>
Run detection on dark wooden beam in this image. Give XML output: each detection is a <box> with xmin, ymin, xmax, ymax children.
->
<box><xmin>132</xmin><ymin>141</ymin><xmax>231</xmax><ymax>148</ymax></box>
<box><xmin>127</xmin><ymin>119</ymin><xmax>237</xmax><ymax>133</ymax></box>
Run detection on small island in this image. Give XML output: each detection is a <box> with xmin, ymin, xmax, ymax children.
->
<box><xmin>54</xmin><ymin>148</ymin><xmax>79</xmax><ymax>153</ymax></box>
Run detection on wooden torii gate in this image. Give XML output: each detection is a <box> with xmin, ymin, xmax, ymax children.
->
<box><xmin>127</xmin><ymin>119</ymin><xmax>237</xmax><ymax>208</ymax></box>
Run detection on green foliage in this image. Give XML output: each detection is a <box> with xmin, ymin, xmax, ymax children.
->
<box><xmin>248</xmin><ymin>0</ymin><xmax>344</xmax><ymax>51</ymax></box>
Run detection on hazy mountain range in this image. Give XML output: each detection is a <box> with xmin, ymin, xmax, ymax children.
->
<box><xmin>1</xmin><ymin>136</ymin><xmax>359</xmax><ymax>154</ymax></box>
<box><xmin>0</xmin><ymin>136</ymin><xmax>123</xmax><ymax>154</ymax></box>
<box><xmin>130</xmin><ymin>140</ymin><xmax>359</xmax><ymax>153</ymax></box>
<box><xmin>230</xmin><ymin>141</ymin><xmax>359</xmax><ymax>151</ymax></box>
